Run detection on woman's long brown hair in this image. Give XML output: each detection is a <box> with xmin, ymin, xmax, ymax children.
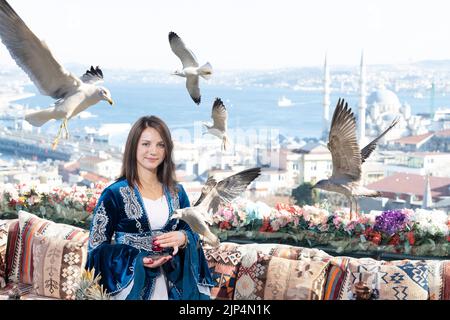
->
<box><xmin>119</xmin><ymin>115</ymin><xmax>178</xmax><ymax>194</ymax></box>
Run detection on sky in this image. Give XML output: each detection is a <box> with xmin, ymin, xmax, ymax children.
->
<box><xmin>0</xmin><ymin>0</ymin><xmax>449</xmax><ymax>71</ymax></box>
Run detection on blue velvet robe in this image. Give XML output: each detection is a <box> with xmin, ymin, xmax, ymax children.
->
<box><xmin>86</xmin><ymin>178</ymin><xmax>214</xmax><ymax>300</ymax></box>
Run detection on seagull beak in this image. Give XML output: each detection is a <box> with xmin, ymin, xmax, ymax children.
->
<box><xmin>107</xmin><ymin>98</ymin><xmax>114</xmax><ymax>106</ymax></box>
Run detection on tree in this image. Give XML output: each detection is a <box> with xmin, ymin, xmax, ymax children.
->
<box><xmin>291</xmin><ymin>182</ymin><xmax>319</xmax><ymax>206</ymax></box>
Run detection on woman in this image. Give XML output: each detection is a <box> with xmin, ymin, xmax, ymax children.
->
<box><xmin>86</xmin><ymin>115</ymin><xmax>214</xmax><ymax>300</ymax></box>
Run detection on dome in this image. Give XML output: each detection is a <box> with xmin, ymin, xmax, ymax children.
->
<box><xmin>367</xmin><ymin>88</ymin><xmax>402</xmax><ymax>115</ymax></box>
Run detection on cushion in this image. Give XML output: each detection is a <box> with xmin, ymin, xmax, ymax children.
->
<box><xmin>443</xmin><ymin>261</ymin><xmax>450</xmax><ymax>300</ymax></box>
<box><xmin>8</xmin><ymin>210</ymin><xmax>89</xmax><ymax>284</ymax></box>
<box><xmin>270</xmin><ymin>246</ymin><xmax>331</xmax><ymax>262</ymax></box>
<box><xmin>4</xmin><ymin>220</ymin><xmax>19</xmax><ymax>283</ymax></box>
<box><xmin>0</xmin><ymin>220</ymin><xmax>17</xmax><ymax>287</ymax></box>
<box><xmin>339</xmin><ymin>259</ymin><xmax>430</xmax><ymax>300</ymax></box>
<box><xmin>204</xmin><ymin>243</ymin><xmax>242</xmax><ymax>300</ymax></box>
<box><xmin>322</xmin><ymin>257</ymin><xmax>352</xmax><ymax>300</ymax></box>
<box><xmin>32</xmin><ymin>234</ymin><xmax>87</xmax><ymax>300</ymax></box>
<box><xmin>234</xmin><ymin>252</ymin><xmax>329</xmax><ymax>300</ymax></box>
<box><xmin>427</xmin><ymin>260</ymin><xmax>445</xmax><ymax>300</ymax></box>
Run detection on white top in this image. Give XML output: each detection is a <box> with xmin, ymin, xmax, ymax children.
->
<box><xmin>143</xmin><ymin>195</ymin><xmax>170</xmax><ymax>300</ymax></box>
<box><xmin>143</xmin><ymin>195</ymin><xmax>169</xmax><ymax>230</ymax></box>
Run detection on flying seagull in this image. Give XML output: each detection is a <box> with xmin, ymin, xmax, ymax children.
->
<box><xmin>193</xmin><ymin>175</ymin><xmax>217</xmax><ymax>207</ymax></box>
<box><xmin>168</xmin><ymin>31</ymin><xmax>212</xmax><ymax>105</ymax></box>
<box><xmin>203</xmin><ymin>98</ymin><xmax>230</xmax><ymax>151</ymax></box>
<box><xmin>0</xmin><ymin>0</ymin><xmax>114</xmax><ymax>150</ymax></box>
<box><xmin>313</xmin><ymin>98</ymin><xmax>399</xmax><ymax>220</ymax></box>
<box><xmin>171</xmin><ymin>167</ymin><xmax>261</xmax><ymax>247</ymax></box>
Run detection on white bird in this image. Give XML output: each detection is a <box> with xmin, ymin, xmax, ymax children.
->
<box><xmin>313</xmin><ymin>98</ymin><xmax>399</xmax><ymax>220</ymax></box>
<box><xmin>171</xmin><ymin>167</ymin><xmax>261</xmax><ymax>247</ymax></box>
<box><xmin>193</xmin><ymin>175</ymin><xmax>217</xmax><ymax>207</ymax></box>
<box><xmin>0</xmin><ymin>0</ymin><xmax>114</xmax><ymax>150</ymax></box>
<box><xmin>168</xmin><ymin>31</ymin><xmax>212</xmax><ymax>105</ymax></box>
<box><xmin>203</xmin><ymin>98</ymin><xmax>230</xmax><ymax>151</ymax></box>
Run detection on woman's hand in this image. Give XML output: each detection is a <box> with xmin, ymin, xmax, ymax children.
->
<box><xmin>154</xmin><ymin>231</ymin><xmax>187</xmax><ymax>256</ymax></box>
<box><xmin>143</xmin><ymin>255</ymin><xmax>172</xmax><ymax>269</ymax></box>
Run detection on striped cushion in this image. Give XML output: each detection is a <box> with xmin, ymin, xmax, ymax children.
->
<box><xmin>443</xmin><ymin>261</ymin><xmax>450</xmax><ymax>300</ymax></box>
<box><xmin>8</xmin><ymin>210</ymin><xmax>89</xmax><ymax>284</ymax></box>
<box><xmin>4</xmin><ymin>220</ymin><xmax>19</xmax><ymax>283</ymax></box>
<box><xmin>322</xmin><ymin>257</ymin><xmax>352</xmax><ymax>300</ymax></box>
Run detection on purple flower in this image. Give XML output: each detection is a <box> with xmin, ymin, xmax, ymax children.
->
<box><xmin>374</xmin><ymin>210</ymin><xmax>407</xmax><ymax>235</ymax></box>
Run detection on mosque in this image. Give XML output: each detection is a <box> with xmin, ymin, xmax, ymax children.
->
<box><xmin>321</xmin><ymin>53</ymin><xmax>432</xmax><ymax>145</ymax></box>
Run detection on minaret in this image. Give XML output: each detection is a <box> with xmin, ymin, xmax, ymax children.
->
<box><xmin>358</xmin><ymin>50</ymin><xmax>367</xmax><ymax>145</ymax></box>
<box><xmin>422</xmin><ymin>174</ymin><xmax>433</xmax><ymax>209</ymax></box>
<box><xmin>430</xmin><ymin>81</ymin><xmax>435</xmax><ymax>120</ymax></box>
<box><xmin>322</xmin><ymin>53</ymin><xmax>330</xmax><ymax>139</ymax></box>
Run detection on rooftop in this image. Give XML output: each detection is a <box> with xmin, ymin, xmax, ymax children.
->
<box><xmin>366</xmin><ymin>172</ymin><xmax>450</xmax><ymax>199</ymax></box>
<box><xmin>391</xmin><ymin>132</ymin><xmax>434</xmax><ymax>145</ymax></box>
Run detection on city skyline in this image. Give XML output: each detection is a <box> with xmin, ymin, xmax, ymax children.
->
<box><xmin>0</xmin><ymin>0</ymin><xmax>449</xmax><ymax>71</ymax></box>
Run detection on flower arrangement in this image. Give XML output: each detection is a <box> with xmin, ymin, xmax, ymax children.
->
<box><xmin>210</xmin><ymin>198</ymin><xmax>449</xmax><ymax>257</ymax></box>
<box><xmin>0</xmin><ymin>182</ymin><xmax>106</xmax><ymax>228</ymax></box>
<box><xmin>0</xmin><ymin>183</ymin><xmax>448</xmax><ymax>257</ymax></box>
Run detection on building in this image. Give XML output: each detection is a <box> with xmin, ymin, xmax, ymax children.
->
<box><xmin>430</xmin><ymin>129</ymin><xmax>450</xmax><ymax>152</ymax></box>
<box><xmin>389</xmin><ymin>132</ymin><xmax>434</xmax><ymax>152</ymax></box>
<box><xmin>387</xmin><ymin>129</ymin><xmax>450</xmax><ymax>153</ymax></box>
<box><xmin>384</xmin><ymin>152</ymin><xmax>450</xmax><ymax>177</ymax></box>
<box><xmin>362</xmin><ymin>172</ymin><xmax>450</xmax><ymax>211</ymax></box>
<box><xmin>78</xmin><ymin>155</ymin><xmax>122</xmax><ymax>180</ymax></box>
<box><xmin>289</xmin><ymin>142</ymin><xmax>332</xmax><ymax>185</ymax></box>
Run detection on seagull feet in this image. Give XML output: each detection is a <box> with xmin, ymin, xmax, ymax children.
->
<box><xmin>63</xmin><ymin>119</ymin><xmax>69</xmax><ymax>139</ymax></box>
<box><xmin>52</xmin><ymin>137</ymin><xmax>60</xmax><ymax>150</ymax></box>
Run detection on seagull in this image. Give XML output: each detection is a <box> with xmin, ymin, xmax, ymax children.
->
<box><xmin>171</xmin><ymin>167</ymin><xmax>261</xmax><ymax>247</ymax></box>
<box><xmin>193</xmin><ymin>175</ymin><xmax>217</xmax><ymax>207</ymax></box>
<box><xmin>168</xmin><ymin>31</ymin><xmax>212</xmax><ymax>105</ymax></box>
<box><xmin>0</xmin><ymin>0</ymin><xmax>114</xmax><ymax>150</ymax></box>
<box><xmin>312</xmin><ymin>98</ymin><xmax>399</xmax><ymax>220</ymax></box>
<box><xmin>203</xmin><ymin>98</ymin><xmax>230</xmax><ymax>151</ymax></box>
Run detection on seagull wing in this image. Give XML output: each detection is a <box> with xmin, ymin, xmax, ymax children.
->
<box><xmin>200</xmin><ymin>167</ymin><xmax>261</xmax><ymax>214</ymax></box>
<box><xmin>211</xmin><ymin>98</ymin><xmax>228</xmax><ymax>132</ymax></box>
<box><xmin>186</xmin><ymin>75</ymin><xmax>201</xmax><ymax>104</ymax></box>
<box><xmin>327</xmin><ymin>98</ymin><xmax>362</xmax><ymax>181</ymax></box>
<box><xmin>0</xmin><ymin>0</ymin><xmax>81</xmax><ymax>99</ymax></box>
<box><xmin>80</xmin><ymin>66</ymin><xmax>104</xmax><ymax>85</ymax></box>
<box><xmin>361</xmin><ymin>117</ymin><xmax>399</xmax><ymax>163</ymax></box>
<box><xmin>193</xmin><ymin>175</ymin><xmax>217</xmax><ymax>206</ymax></box>
<box><xmin>168</xmin><ymin>31</ymin><xmax>199</xmax><ymax>68</ymax></box>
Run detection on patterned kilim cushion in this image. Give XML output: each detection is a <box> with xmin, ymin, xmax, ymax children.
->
<box><xmin>8</xmin><ymin>210</ymin><xmax>89</xmax><ymax>284</ymax></box>
<box><xmin>0</xmin><ymin>220</ymin><xmax>16</xmax><ymax>287</ymax></box>
<box><xmin>204</xmin><ymin>243</ymin><xmax>242</xmax><ymax>300</ymax></box>
<box><xmin>339</xmin><ymin>259</ymin><xmax>430</xmax><ymax>300</ymax></box>
<box><xmin>270</xmin><ymin>246</ymin><xmax>332</xmax><ymax>262</ymax></box>
<box><xmin>234</xmin><ymin>252</ymin><xmax>329</xmax><ymax>300</ymax></box>
<box><xmin>237</xmin><ymin>243</ymin><xmax>283</xmax><ymax>258</ymax></box>
<box><xmin>32</xmin><ymin>234</ymin><xmax>87</xmax><ymax>300</ymax></box>
<box><xmin>322</xmin><ymin>257</ymin><xmax>353</xmax><ymax>300</ymax></box>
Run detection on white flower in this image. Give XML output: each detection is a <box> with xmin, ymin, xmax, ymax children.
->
<box><xmin>411</xmin><ymin>209</ymin><xmax>449</xmax><ymax>236</ymax></box>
